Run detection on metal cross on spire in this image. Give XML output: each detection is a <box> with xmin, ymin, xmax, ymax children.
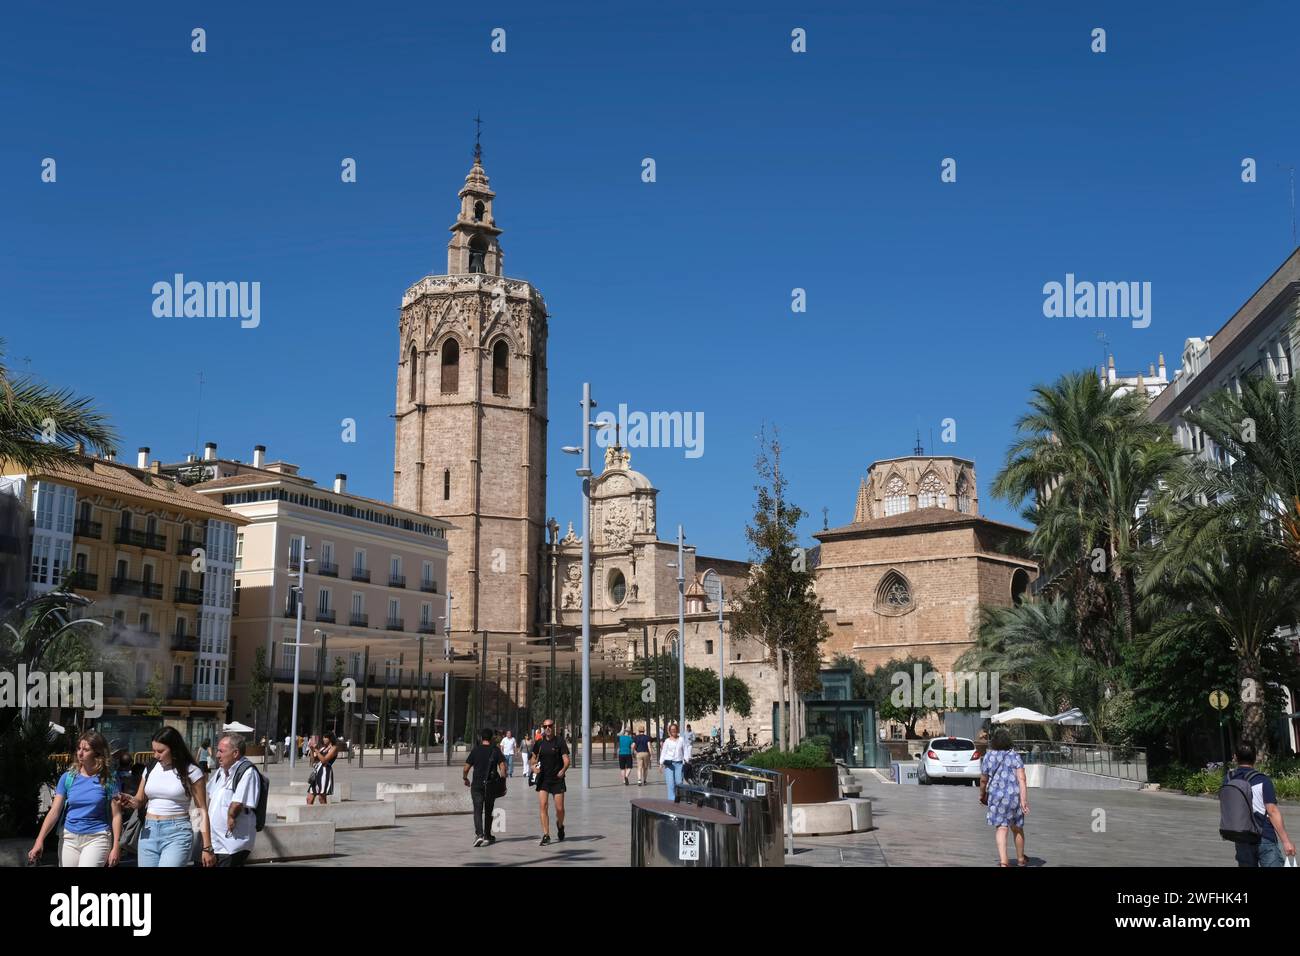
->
<box><xmin>474</xmin><ymin>113</ymin><xmax>483</xmax><ymax>162</ymax></box>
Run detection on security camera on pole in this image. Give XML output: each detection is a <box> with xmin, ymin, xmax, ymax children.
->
<box><xmin>561</xmin><ymin>382</ymin><xmax>599</xmax><ymax>790</ymax></box>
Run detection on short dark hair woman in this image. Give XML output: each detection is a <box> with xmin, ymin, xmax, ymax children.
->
<box><xmin>306</xmin><ymin>732</ymin><xmax>339</xmax><ymax>805</ymax></box>
<box><xmin>121</xmin><ymin>726</ymin><xmax>212</xmax><ymax>867</ymax></box>
<box><xmin>979</xmin><ymin>728</ymin><xmax>1029</xmax><ymax>866</ymax></box>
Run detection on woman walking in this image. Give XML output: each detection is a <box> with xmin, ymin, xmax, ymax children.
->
<box><xmin>306</xmin><ymin>732</ymin><xmax>339</xmax><ymax>804</ymax></box>
<box><xmin>660</xmin><ymin>723</ymin><xmax>689</xmax><ymax>801</ymax></box>
<box><xmin>196</xmin><ymin>739</ymin><xmax>213</xmax><ymax>773</ymax></box>
<box><xmin>979</xmin><ymin>728</ymin><xmax>1029</xmax><ymax>867</ymax></box>
<box><xmin>27</xmin><ymin>732</ymin><xmax>123</xmax><ymax>867</ymax></box>
<box><xmin>121</xmin><ymin>727</ymin><xmax>212</xmax><ymax>867</ymax></box>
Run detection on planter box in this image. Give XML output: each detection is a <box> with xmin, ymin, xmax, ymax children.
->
<box><xmin>766</xmin><ymin>766</ymin><xmax>838</xmax><ymax>804</ymax></box>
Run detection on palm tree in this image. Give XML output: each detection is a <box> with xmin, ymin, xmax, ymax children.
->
<box><xmin>0</xmin><ymin>339</ymin><xmax>117</xmax><ymax>471</ymax></box>
<box><xmin>992</xmin><ymin>370</ymin><xmax>1184</xmax><ymax>657</ymax></box>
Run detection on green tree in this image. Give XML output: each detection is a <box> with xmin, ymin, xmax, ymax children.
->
<box><xmin>0</xmin><ymin>339</ymin><xmax>118</xmax><ymax>471</ymax></box>
<box><xmin>729</xmin><ymin>426</ymin><xmax>830</xmax><ymax>707</ymax></box>
<box><xmin>143</xmin><ymin>667</ymin><xmax>165</xmax><ymax>718</ymax></box>
<box><xmin>248</xmin><ymin>646</ymin><xmax>272</xmax><ymax>740</ymax></box>
<box><xmin>863</xmin><ymin>656</ymin><xmax>939</xmax><ymax>738</ymax></box>
<box><xmin>325</xmin><ymin>656</ymin><xmax>346</xmax><ymax>733</ymax></box>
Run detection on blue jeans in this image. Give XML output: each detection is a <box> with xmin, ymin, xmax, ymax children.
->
<box><xmin>664</xmin><ymin>761</ymin><xmax>684</xmax><ymax>801</ymax></box>
<box><xmin>505</xmin><ymin>754</ymin><xmax>514</xmax><ymax>777</ymax></box>
<box><xmin>137</xmin><ymin>817</ymin><xmax>193</xmax><ymax>868</ymax></box>
<box><xmin>1235</xmin><ymin>837</ymin><xmax>1285</xmax><ymax>867</ymax></box>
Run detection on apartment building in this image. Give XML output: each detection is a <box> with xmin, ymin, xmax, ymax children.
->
<box><xmin>0</xmin><ymin>449</ymin><xmax>246</xmax><ymax>751</ymax></box>
<box><xmin>161</xmin><ymin>444</ymin><xmax>452</xmax><ymax>738</ymax></box>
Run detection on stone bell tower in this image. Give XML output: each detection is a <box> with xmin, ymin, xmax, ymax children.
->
<box><xmin>392</xmin><ymin>140</ymin><xmax>549</xmax><ymax>644</ymax></box>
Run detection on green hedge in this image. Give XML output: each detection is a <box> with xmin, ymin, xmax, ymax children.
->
<box><xmin>744</xmin><ymin>740</ymin><xmax>833</xmax><ymax>770</ymax></box>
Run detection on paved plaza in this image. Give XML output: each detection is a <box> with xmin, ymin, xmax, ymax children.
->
<box><xmin>255</xmin><ymin>754</ymin><xmax>1258</xmax><ymax>867</ymax></box>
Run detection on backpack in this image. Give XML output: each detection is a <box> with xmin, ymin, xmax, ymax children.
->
<box><xmin>484</xmin><ymin>747</ymin><xmax>507</xmax><ymax>799</ymax></box>
<box><xmin>230</xmin><ymin>759</ymin><xmax>270</xmax><ymax>832</ymax></box>
<box><xmin>1218</xmin><ymin>769</ymin><xmax>1264</xmax><ymax>844</ymax></box>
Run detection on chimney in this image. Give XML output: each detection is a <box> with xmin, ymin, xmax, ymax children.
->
<box><xmin>203</xmin><ymin>442</ymin><xmax>217</xmax><ymax>461</ymax></box>
<box><xmin>1158</xmin><ymin>352</ymin><xmax>1167</xmax><ymax>378</ymax></box>
<box><xmin>105</xmin><ymin>450</ymin><xmax>116</xmax><ymax>462</ymax></box>
<box><xmin>1107</xmin><ymin>354</ymin><xmax>1116</xmax><ymax>384</ymax></box>
<box><xmin>334</xmin><ymin>473</ymin><xmax>347</xmax><ymax>494</ymax></box>
<box><xmin>137</xmin><ymin>447</ymin><xmax>150</xmax><ymax>469</ymax></box>
<box><xmin>186</xmin><ymin>453</ymin><xmax>196</xmax><ymax>463</ymax></box>
<box><xmin>73</xmin><ymin>441</ymin><xmax>84</xmax><ymax>456</ymax></box>
<box><xmin>253</xmin><ymin>445</ymin><xmax>266</xmax><ymax>468</ymax></box>
<box><xmin>150</xmin><ymin>460</ymin><xmax>161</xmax><ymax>474</ymax></box>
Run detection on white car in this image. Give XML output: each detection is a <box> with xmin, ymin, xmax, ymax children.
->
<box><xmin>917</xmin><ymin>736</ymin><xmax>982</xmax><ymax>785</ymax></box>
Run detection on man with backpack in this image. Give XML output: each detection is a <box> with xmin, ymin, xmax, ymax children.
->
<box><xmin>1219</xmin><ymin>741</ymin><xmax>1295</xmax><ymax>867</ymax></box>
<box><xmin>206</xmin><ymin>732</ymin><xmax>266</xmax><ymax>867</ymax></box>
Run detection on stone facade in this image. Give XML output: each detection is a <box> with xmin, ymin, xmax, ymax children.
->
<box><xmin>816</xmin><ymin>456</ymin><xmax>1036</xmax><ymax>678</ymax></box>
<box><xmin>392</xmin><ymin>150</ymin><xmax>548</xmax><ymax>647</ymax></box>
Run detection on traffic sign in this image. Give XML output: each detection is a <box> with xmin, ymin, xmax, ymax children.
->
<box><xmin>1209</xmin><ymin>690</ymin><xmax>1230</xmax><ymax>711</ymax></box>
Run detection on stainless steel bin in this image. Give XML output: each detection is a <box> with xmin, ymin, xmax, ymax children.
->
<box><xmin>630</xmin><ymin>798</ymin><xmax>742</xmax><ymax>867</ymax></box>
<box><xmin>674</xmin><ymin>785</ymin><xmax>773</xmax><ymax>867</ymax></box>
<box><xmin>709</xmin><ymin>768</ymin><xmax>785</xmax><ymax>867</ymax></box>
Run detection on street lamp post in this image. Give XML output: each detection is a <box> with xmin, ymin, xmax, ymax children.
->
<box><xmin>440</xmin><ymin>590</ymin><xmax>452</xmax><ymax>764</ymax></box>
<box><xmin>562</xmin><ymin>382</ymin><xmax>599</xmax><ymax>789</ymax></box>
<box><xmin>675</xmin><ymin>525</ymin><xmax>686</xmax><ymax>735</ymax></box>
<box><xmin>285</xmin><ymin>535</ymin><xmax>313</xmax><ymax>779</ymax></box>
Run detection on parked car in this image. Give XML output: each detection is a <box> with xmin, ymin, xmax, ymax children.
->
<box><xmin>917</xmin><ymin>736</ymin><xmax>982</xmax><ymax>785</ymax></box>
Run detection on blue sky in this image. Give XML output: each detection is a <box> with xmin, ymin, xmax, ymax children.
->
<box><xmin>4</xmin><ymin>1</ymin><xmax>1299</xmax><ymax>560</ymax></box>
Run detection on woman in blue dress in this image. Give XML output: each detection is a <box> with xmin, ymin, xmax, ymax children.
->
<box><xmin>979</xmin><ymin>728</ymin><xmax>1029</xmax><ymax>866</ymax></box>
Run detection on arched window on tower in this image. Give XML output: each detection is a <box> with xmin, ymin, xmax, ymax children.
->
<box><xmin>956</xmin><ymin>474</ymin><xmax>971</xmax><ymax>514</ymax></box>
<box><xmin>441</xmin><ymin>339</ymin><xmax>459</xmax><ymax>394</ymax></box>
<box><xmin>407</xmin><ymin>345</ymin><xmax>418</xmax><ymax>402</ymax></box>
<box><xmin>443</xmin><ymin>469</ymin><xmax>451</xmax><ymax>501</ymax></box>
<box><xmin>468</xmin><ymin>236</ymin><xmax>487</xmax><ymax>274</ymax></box>
<box><xmin>883</xmin><ymin>476</ymin><xmax>908</xmax><ymax>516</ymax></box>
<box><xmin>1011</xmin><ymin>568</ymin><xmax>1030</xmax><ymax>606</ymax></box>
<box><xmin>918</xmin><ymin>472</ymin><xmax>947</xmax><ymax>509</ymax></box>
<box><xmin>492</xmin><ymin>340</ymin><xmax>509</xmax><ymax>396</ymax></box>
<box><xmin>473</xmin><ymin>200</ymin><xmax>485</xmax><ymax>222</ymax></box>
<box><xmin>875</xmin><ymin>569</ymin><xmax>914</xmax><ymax>615</ymax></box>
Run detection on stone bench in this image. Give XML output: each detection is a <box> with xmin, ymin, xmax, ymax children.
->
<box><xmin>844</xmin><ymin>797</ymin><xmax>873</xmax><ymax>831</ymax></box>
<box><xmin>287</xmin><ymin>779</ymin><xmax>352</xmax><ymax>800</ymax></box>
<box><xmin>375</xmin><ymin>782</ymin><xmax>447</xmax><ymax>796</ymax></box>
<box><xmin>282</xmin><ymin>800</ymin><xmax>395</xmax><ymax>830</ymax></box>
<box><xmin>377</xmin><ymin>790</ymin><xmax>472</xmax><ymax>816</ymax></box>
<box><xmin>791</xmin><ymin>801</ymin><xmax>854</xmax><ymax>836</ymax></box>
<box><xmin>247</xmin><ymin>822</ymin><xmax>335</xmax><ymax>862</ymax></box>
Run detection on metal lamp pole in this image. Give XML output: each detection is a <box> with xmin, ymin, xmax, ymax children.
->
<box><xmin>676</xmin><ymin>525</ymin><xmax>686</xmax><ymax>735</ymax></box>
<box><xmin>702</xmin><ymin>569</ymin><xmax>725</xmax><ymax>746</ymax></box>
<box><xmin>441</xmin><ymin>591</ymin><xmax>452</xmax><ymax>764</ymax></box>
<box><xmin>562</xmin><ymin>382</ymin><xmax>598</xmax><ymax>789</ymax></box>
<box><xmin>285</xmin><ymin>535</ymin><xmax>313</xmax><ymax>779</ymax></box>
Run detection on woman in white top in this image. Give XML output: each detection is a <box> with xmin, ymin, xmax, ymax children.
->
<box><xmin>121</xmin><ymin>726</ymin><xmax>213</xmax><ymax>867</ymax></box>
<box><xmin>660</xmin><ymin>723</ymin><xmax>691</xmax><ymax>801</ymax></box>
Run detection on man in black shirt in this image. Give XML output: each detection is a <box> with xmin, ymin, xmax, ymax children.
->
<box><xmin>463</xmin><ymin>728</ymin><xmax>506</xmax><ymax>847</ymax></box>
<box><xmin>530</xmin><ymin>718</ymin><xmax>569</xmax><ymax>846</ymax></box>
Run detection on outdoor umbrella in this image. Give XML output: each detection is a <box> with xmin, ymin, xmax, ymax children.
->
<box><xmin>989</xmin><ymin>707</ymin><xmax>1054</xmax><ymax>724</ymax></box>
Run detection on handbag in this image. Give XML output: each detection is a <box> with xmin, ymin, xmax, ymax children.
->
<box><xmin>485</xmin><ymin>747</ymin><xmax>507</xmax><ymax>799</ymax></box>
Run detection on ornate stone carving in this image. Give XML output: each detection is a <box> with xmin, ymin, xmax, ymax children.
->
<box><xmin>604</xmin><ymin>504</ymin><xmax>632</xmax><ymax>548</ymax></box>
<box><xmin>561</xmin><ymin>521</ymin><xmax>579</xmax><ymax>546</ymax></box>
<box><xmin>562</xmin><ymin>564</ymin><xmax>582</xmax><ymax>609</ymax></box>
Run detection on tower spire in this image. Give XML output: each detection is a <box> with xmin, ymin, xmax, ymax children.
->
<box><xmin>473</xmin><ymin>112</ymin><xmax>483</xmax><ymax>164</ymax></box>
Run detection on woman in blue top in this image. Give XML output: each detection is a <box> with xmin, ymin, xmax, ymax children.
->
<box><xmin>28</xmin><ymin>731</ymin><xmax>122</xmax><ymax>867</ymax></box>
<box><xmin>979</xmin><ymin>728</ymin><xmax>1030</xmax><ymax>867</ymax></box>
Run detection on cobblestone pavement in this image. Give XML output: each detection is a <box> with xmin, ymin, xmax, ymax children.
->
<box><xmin>257</xmin><ymin>755</ymin><xmax>1248</xmax><ymax>867</ymax></box>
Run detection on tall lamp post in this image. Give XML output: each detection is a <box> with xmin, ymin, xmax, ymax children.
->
<box><xmin>561</xmin><ymin>382</ymin><xmax>599</xmax><ymax>789</ymax></box>
<box><xmin>284</xmin><ymin>535</ymin><xmax>314</xmax><ymax>780</ymax></box>
<box><xmin>667</xmin><ymin>526</ymin><xmax>686</xmax><ymax>735</ymax></box>
<box><xmin>701</xmin><ymin>569</ymin><xmax>725</xmax><ymax>746</ymax></box>
<box><xmin>439</xmin><ymin>590</ymin><xmax>452</xmax><ymax>764</ymax></box>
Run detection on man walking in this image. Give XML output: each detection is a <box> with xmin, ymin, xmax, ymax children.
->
<box><xmin>1223</xmin><ymin>741</ymin><xmax>1296</xmax><ymax>867</ymax></box>
<box><xmin>463</xmin><ymin>728</ymin><xmax>506</xmax><ymax>847</ymax></box>
<box><xmin>206</xmin><ymin>733</ymin><xmax>262</xmax><ymax>867</ymax></box>
<box><xmin>531</xmin><ymin>719</ymin><xmax>569</xmax><ymax>846</ymax></box>
<box><xmin>500</xmin><ymin>730</ymin><xmax>517</xmax><ymax>779</ymax></box>
<box><xmin>632</xmin><ymin>724</ymin><xmax>652</xmax><ymax>786</ymax></box>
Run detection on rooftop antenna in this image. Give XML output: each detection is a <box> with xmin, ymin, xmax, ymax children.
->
<box><xmin>1279</xmin><ymin>163</ymin><xmax>1297</xmax><ymax>248</ymax></box>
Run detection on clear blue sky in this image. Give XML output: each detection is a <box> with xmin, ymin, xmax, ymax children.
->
<box><xmin>4</xmin><ymin>2</ymin><xmax>1299</xmax><ymax>560</ymax></box>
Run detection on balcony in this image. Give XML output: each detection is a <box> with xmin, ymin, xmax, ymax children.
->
<box><xmin>167</xmin><ymin>683</ymin><xmax>193</xmax><ymax>700</ymax></box>
<box><xmin>111</xmin><ymin>577</ymin><xmax>163</xmax><ymax>600</ymax></box>
<box><xmin>172</xmin><ymin>634</ymin><xmax>199</xmax><ymax>653</ymax></box>
<box><xmin>317</xmin><ymin>561</ymin><xmax>339</xmax><ymax>578</ymax></box>
<box><xmin>389</xmin><ymin>574</ymin><xmax>407</xmax><ymax>589</ymax></box>
<box><xmin>349</xmin><ymin>613</ymin><xmax>368</xmax><ymax>628</ymax></box>
<box><xmin>176</xmin><ymin>537</ymin><xmax>205</xmax><ymax>556</ymax></box>
<box><xmin>62</xmin><ymin>570</ymin><xmax>98</xmax><ymax>591</ymax></box>
<box><xmin>74</xmin><ymin>519</ymin><xmax>102</xmax><ymax>539</ymax></box>
<box><xmin>419</xmin><ymin>580</ymin><xmax>438</xmax><ymax>594</ymax></box>
<box><xmin>232</xmin><ymin>598</ymin><xmax>240</xmax><ymax>617</ymax></box>
<box><xmin>115</xmin><ymin>527</ymin><xmax>167</xmax><ymax>551</ymax></box>
<box><xmin>386</xmin><ymin>618</ymin><xmax>405</xmax><ymax>632</ymax></box>
<box><xmin>316</xmin><ymin>609</ymin><xmax>336</xmax><ymax>624</ymax></box>
<box><xmin>174</xmin><ymin>586</ymin><xmax>204</xmax><ymax>605</ymax></box>
<box><xmin>351</xmin><ymin>568</ymin><xmax>371</xmax><ymax>583</ymax></box>
<box><xmin>417</xmin><ymin>622</ymin><xmax>437</xmax><ymax>634</ymax></box>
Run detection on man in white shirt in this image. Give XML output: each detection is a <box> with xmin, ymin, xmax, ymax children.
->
<box><xmin>207</xmin><ymin>733</ymin><xmax>261</xmax><ymax>867</ymax></box>
<box><xmin>500</xmin><ymin>730</ymin><xmax>517</xmax><ymax>778</ymax></box>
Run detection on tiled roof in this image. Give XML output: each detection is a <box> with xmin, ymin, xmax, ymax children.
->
<box><xmin>22</xmin><ymin>459</ymin><xmax>247</xmax><ymax>522</ymax></box>
<box><xmin>815</xmin><ymin>507</ymin><xmax>1030</xmax><ymax>540</ymax></box>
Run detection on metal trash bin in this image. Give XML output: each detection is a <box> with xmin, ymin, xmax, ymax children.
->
<box><xmin>630</xmin><ymin>798</ymin><xmax>742</xmax><ymax>867</ymax></box>
<box><xmin>709</xmin><ymin>768</ymin><xmax>784</xmax><ymax>867</ymax></box>
<box><xmin>674</xmin><ymin>784</ymin><xmax>774</xmax><ymax>867</ymax></box>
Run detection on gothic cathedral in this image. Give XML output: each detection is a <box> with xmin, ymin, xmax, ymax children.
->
<box><xmin>392</xmin><ymin>144</ymin><xmax>549</xmax><ymax>645</ymax></box>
